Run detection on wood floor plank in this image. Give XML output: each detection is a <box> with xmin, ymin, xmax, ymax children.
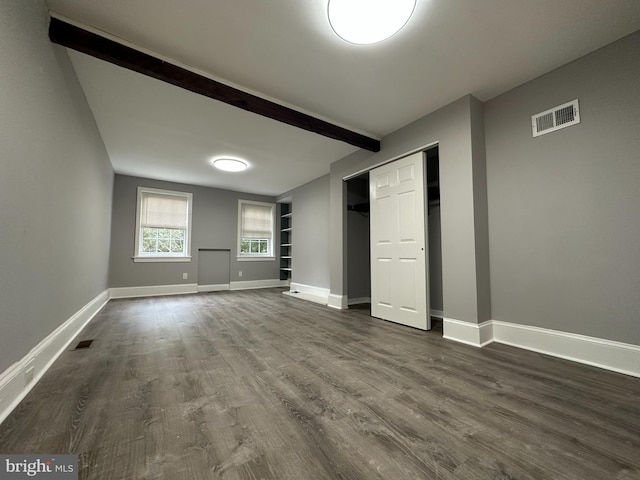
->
<box><xmin>1</xmin><ymin>288</ymin><xmax>639</xmax><ymax>479</ymax></box>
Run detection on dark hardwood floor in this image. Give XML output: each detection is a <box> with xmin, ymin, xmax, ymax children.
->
<box><xmin>1</xmin><ymin>289</ymin><xmax>639</xmax><ymax>479</ymax></box>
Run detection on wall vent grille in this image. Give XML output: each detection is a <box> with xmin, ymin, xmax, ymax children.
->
<box><xmin>532</xmin><ymin>99</ymin><xmax>580</xmax><ymax>137</ymax></box>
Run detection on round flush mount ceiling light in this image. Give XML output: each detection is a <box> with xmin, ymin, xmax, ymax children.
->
<box><xmin>212</xmin><ymin>157</ymin><xmax>248</xmax><ymax>172</ymax></box>
<box><xmin>328</xmin><ymin>0</ymin><xmax>416</xmax><ymax>45</ymax></box>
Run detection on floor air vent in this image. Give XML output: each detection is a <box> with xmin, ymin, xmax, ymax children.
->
<box><xmin>74</xmin><ymin>339</ymin><xmax>94</xmax><ymax>349</ymax></box>
<box><xmin>532</xmin><ymin>99</ymin><xmax>580</xmax><ymax>137</ymax></box>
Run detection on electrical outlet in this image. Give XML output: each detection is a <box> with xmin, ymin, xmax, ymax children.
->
<box><xmin>238</xmin><ymin>271</ymin><xmax>243</xmax><ymax>277</ymax></box>
<box><xmin>182</xmin><ymin>273</ymin><xmax>188</xmax><ymax>280</ymax></box>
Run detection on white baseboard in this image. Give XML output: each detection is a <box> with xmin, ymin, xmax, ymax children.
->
<box><xmin>0</xmin><ymin>289</ymin><xmax>110</xmax><ymax>425</ymax></box>
<box><xmin>110</xmin><ymin>280</ymin><xmax>288</xmax><ymax>298</ymax></box>
<box><xmin>443</xmin><ymin>318</ymin><xmax>494</xmax><ymax>347</ymax></box>
<box><xmin>443</xmin><ymin>317</ymin><xmax>640</xmax><ymax>378</ymax></box>
<box><xmin>197</xmin><ymin>283</ymin><xmax>230</xmax><ymax>292</ymax></box>
<box><xmin>327</xmin><ymin>294</ymin><xmax>348</xmax><ymax>310</ymax></box>
<box><xmin>283</xmin><ymin>290</ymin><xmax>327</xmax><ymax>306</ymax></box>
<box><xmin>289</xmin><ymin>282</ymin><xmax>330</xmax><ymax>304</ymax></box>
<box><xmin>230</xmin><ymin>279</ymin><xmax>289</xmax><ymax>290</ymax></box>
<box><xmin>348</xmin><ymin>297</ymin><xmax>371</xmax><ymax>306</ymax></box>
<box><xmin>430</xmin><ymin>309</ymin><xmax>444</xmax><ymax>318</ymax></box>
<box><xmin>492</xmin><ymin>321</ymin><xmax>640</xmax><ymax>378</ymax></box>
<box><xmin>110</xmin><ymin>283</ymin><xmax>198</xmax><ymax>299</ymax></box>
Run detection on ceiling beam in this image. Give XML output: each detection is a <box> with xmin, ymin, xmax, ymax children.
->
<box><xmin>48</xmin><ymin>17</ymin><xmax>380</xmax><ymax>152</ymax></box>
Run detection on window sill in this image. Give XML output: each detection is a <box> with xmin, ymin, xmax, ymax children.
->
<box><xmin>236</xmin><ymin>256</ymin><xmax>276</xmax><ymax>262</ymax></box>
<box><xmin>133</xmin><ymin>256</ymin><xmax>192</xmax><ymax>263</ymax></box>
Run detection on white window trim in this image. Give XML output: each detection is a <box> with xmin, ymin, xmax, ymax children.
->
<box><xmin>237</xmin><ymin>256</ymin><xmax>275</xmax><ymax>262</ymax></box>
<box><xmin>133</xmin><ymin>186</ymin><xmax>193</xmax><ymax>262</ymax></box>
<box><xmin>237</xmin><ymin>199</ymin><xmax>276</xmax><ymax>261</ymax></box>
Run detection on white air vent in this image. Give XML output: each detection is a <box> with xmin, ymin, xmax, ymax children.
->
<box><xmin>532</xmin><ymin>99</ymin><xmax>580</xmax><ymax>137</ymax></box>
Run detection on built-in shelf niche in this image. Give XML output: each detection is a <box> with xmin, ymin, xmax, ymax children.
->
<box><xmin>279</xmin><ymin>203</ymin><xmax>292</xmax><ymax>281</ymax></box>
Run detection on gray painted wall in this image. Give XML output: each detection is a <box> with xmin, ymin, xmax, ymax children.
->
<box><xmin>277</xmin><ymin>175</ymin><xmax>331</xmax><ymax>289</ymax></box>
<box><xmin>109</xmin><ymin>175</ymin><xmax>278</xmax><ymax>287</ymax></box>
<box><xmin>470</xmin><ymin>97</ymin><xmax>492</xmax><ymax>322</ymax></box>
<box><xmin>330</xmin><ymin>150</ymin><xmax>371</xmax><ymax>298</ymax></box>
<box><xmin>428</xmin><ymin>206</ymin><xmax>443</xmax><ymax>312</ymax></box>
<box><xmin>0</xmin><ymin>0</ymin><xmax>114</xmax><ymax>372</ymax></box>
<box><xmin>485</xmin><ymin>30</ymin><xmax>640</xmax><ymax>345</ymax></box>
<box><xmin>330</xmin><ymin>96</ymin><xmax>490</xmax><ymax>324</ymax></box>
<box><xmin>198</xmin><ymin>250</ymin><xmax>231</xmax><ymax>286</ymax></box>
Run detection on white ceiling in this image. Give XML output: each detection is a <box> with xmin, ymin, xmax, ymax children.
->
<box><xmin>67</xmin><ymin>51</ymin><xmax>358</xmax><ymax>196</ymax></box>
<box><xmin>48</xmin><ymin>0</ymin><xmax>640</xmax><ymax>196</ymax></box>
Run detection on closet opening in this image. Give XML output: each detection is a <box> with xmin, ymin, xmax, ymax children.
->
<box><xmin>344</xmin><ymin>145</ymin><xmax>442</xmax><ymax>330</ymax></box>
<box><xmin>426</xmin><ymin>146</ymin><xmax>443</xmax><ymax>331</ymax></box>
<box><xmin>346</xmin><ymin>172</ymin><xmax>371</xmax><ymax>310</ymax></box>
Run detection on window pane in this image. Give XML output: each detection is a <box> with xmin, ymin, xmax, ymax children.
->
<box><xmin>142</xmin><ymin>227</ymin><xmax>156</xmax><ymax>239</ymax></box>
<box><xmin>172</xmin><ymin>229</ymin><xmax>185</xmax><ymax>240</ymax></box>
<box><xmin>239</xmin><ymin>238</ymin><xmax>272</xmax><ymax>255</ymax></box>
<box><xmin>171</xmin><ymin>240</ymin><xmax>184</xmax><ymax>253</ymax></box>
<box><xmin>158</xmin><ymin>228</ymin><xmax>171</xmax><ymax>239</ymax></box>
<box><xmin>157</xmin><ymin>240</ymin><xmax>170</xmax><ymax>253</ymax></box>
<box><xmin>142</xmin><ymin>238</ymin><xmax>156</xmax><ymax>252</ymax></box>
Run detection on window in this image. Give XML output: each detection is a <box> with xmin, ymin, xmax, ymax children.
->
<box><xmin>134</xmin><ymin>187</ymin><xmax>192</xmax><ymax>262</ymax></box>
<box><xmin>238</xmin><ymin>200</ymin><xmax>275</xmax><ymax>260</ymax></box>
